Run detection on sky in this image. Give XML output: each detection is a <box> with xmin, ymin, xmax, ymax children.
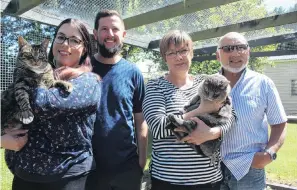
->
<box><xmin>264</xmin><ymin>0</ymin><xmax>297</xmax><ymax>11</ymax></box>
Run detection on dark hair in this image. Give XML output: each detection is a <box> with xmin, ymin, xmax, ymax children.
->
<box><xmin>48</xmin><ymin>18</ymin><xmax>93</xmax><ymax>68</ymax></box>
<box><xmin>94</xmin><ymin>9</ymin><xmax>124</xmax><ymax>30</ymax></box>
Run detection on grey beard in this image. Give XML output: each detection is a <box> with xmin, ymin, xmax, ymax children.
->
<box><xmin>98</xmin><ymin>42</ymin><xmax>122</xmax><ymax>58</ymax></box>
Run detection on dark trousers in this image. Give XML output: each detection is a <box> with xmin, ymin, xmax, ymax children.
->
<box><xmin>151</xmin><ymin>177</ymin><xmax>221</xmax><ymax>190</ymax></box>
<box><xmin>12</xmin><ymin>174</ymin><xmax>88</xmax><ymax>190</ymax></box>
<box><xmin>86</xmin><ymin>165</ymin><xmax>143</xmax><ymax>190</ymax></box>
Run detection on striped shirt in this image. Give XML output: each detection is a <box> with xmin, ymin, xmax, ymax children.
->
<box><xmin>143</xmin><ymin>75</ymin><xmax>235</xmax><ymax>185</ymax></box>
<box><xmin>220</xmin><ymin>69</ymin><xmax>287</xmax><ymax>180</ymax></box>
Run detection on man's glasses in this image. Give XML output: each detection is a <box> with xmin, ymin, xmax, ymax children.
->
<box><xmin>54</xmin><ymin>35</ymin><xmax>83</xmax><ymax>47</ymax></box>
<box><xmin>218</xmin><ymin>44</ymin><xmax>249</xmax><ymax>53</ymax></box>
<box><xmin>165</xmin><ymin>49</ymin><xmax>189</xmax><ymax>58</ymax></box>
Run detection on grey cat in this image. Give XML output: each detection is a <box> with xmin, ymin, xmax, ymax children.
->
<box><xmin>166</xmin><ymin>74</ymin><xmax>234</xmax><ymax>165</ymax></box>
<box><xmin>1</xmin><ymin>36</ymin><xmax>72</xmax><ymax>134</ymax></box>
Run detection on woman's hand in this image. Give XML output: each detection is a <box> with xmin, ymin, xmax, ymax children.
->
<box><xmin>1</xmin><ymin>129</ymin><xmax>28</xmax><ymax>151</ymax></box>
<box><xmin>175</xmin><ymin>117</ymin><xmax>221</xmax><ymax>145</ymax></box>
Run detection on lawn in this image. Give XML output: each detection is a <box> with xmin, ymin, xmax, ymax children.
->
<box><xmin>265</xmin><ymin>123</ymin><xmax>297</xmax><ymax>186</ymax></box>
<box><xmin>1</xmin><ymin>123</ymin><xmax>296</xmax><ymax>189</ymax></box>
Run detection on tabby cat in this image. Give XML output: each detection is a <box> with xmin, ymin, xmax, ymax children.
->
<box><xmin>1</xmin><ymin>36</ymin><xmax>72</xmax><ymax>133</ymax></box>
<box><xmin>166</xmin><ymin>74</ymin><xmax>234</xmax><ymax>165</ymax></box>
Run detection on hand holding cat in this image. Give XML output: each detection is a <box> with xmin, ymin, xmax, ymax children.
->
<box><xmin>1</xmin><ymin>128</ymin><xmax>28</xmax><ymax>151</ymax></box>
<box><xmin>175</xmin><ymin>117</ymin><xmax>221</xmax><ymax>145</ymax></box>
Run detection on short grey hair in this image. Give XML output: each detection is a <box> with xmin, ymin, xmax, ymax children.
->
<box><xmin>159</xmin><ymin>30</ymin><xmax>193</xmax><ymax>61</ymax></box>
<box><xmin>217</xmin><ymin>32</ymin><xmax>248</xmax><ymax>49</ymax></box>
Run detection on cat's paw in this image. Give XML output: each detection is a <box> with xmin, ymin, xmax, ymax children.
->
<box><xmin>167</xmin><ymin>114</ymin><xmax>184</xmax><ymax>126</ymax></box>
<box><xmin>183</xmin><ymin>120</ymin><xmax>197</xmax><ymax>131</ymax></box>
<box><xmin>63</xmin><ymin>83</ymin><xmax>73</xmax><ymax>93</ymax></box>
<box><xmin>15</xmin><ymin>110</ymin><xmax>34</xmax><ymax>124</ymax></box>
<box><xmin>54</xmin><ymin>81</ymin><xmax>73</xmax><ymax>93</ymax></box>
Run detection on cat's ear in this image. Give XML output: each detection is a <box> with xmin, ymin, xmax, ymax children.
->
<box><xmin>41</xmin><ymin>38</ymin><xmax>50</xmax><ymax>50</ymax></box>
<box><xmin>18</xmin><ymin>36</ymin><xmax>29</xmax><ymax>48</ymax></box>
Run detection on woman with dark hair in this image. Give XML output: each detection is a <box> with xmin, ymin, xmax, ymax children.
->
<box><xmin>5</xmin><ymin>18</ymin><xmax>101</xmax><ymax>190</ymax></box>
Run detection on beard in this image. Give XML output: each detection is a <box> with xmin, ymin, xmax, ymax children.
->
<box><xmin>98</xmin><ymin>41</ymin><xmax>123</xmax><ymax>58</ymax></box>
<box><xmin>222</xmin><ymin>60</ymin><xmax>248</xmax><ymax>73</ymax></box>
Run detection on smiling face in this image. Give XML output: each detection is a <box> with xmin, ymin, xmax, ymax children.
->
<box><xmin>52</xmin><ymin>23</ymin><xmax>85</xmax><ymax>68</ymax></box>
<box><xmin>216</xmin><ymin>33</ymin><xmax>250</xmax><ymax>73</ymax></box>
<box><xmin>93</xmin><ymin>15</ymin><xmax>126</xmax><ymax>58</ymax></box>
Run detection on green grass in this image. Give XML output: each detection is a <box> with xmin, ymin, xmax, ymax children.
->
<box><xmin>266</xmin><ymin>123</ymin><xmax>297</xmax><ymax>186</ymax></box>
<box><xmin>1</xmin><ymin>150</ymin><xmax>13</xmax><ymax>190</ymax></box>
<box><xmin>1</xmin><ymin>124</ymin><xmax>296</xmax><ymax>189</ymax></box>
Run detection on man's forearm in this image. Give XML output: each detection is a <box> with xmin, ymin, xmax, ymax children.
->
<box><xmin>137</xmin><ymin>123</ymin><xmax>148</xmax><ymax>167</ymax></box>
<box><xmin>266</xmin><ymin>122</ymin><xmax>287</xmax><ymax>152</ymax></box>
<box><xmin>134</xmin><ymin>112</ymin><xmax>148</xmax><ymax>168</ymax></box>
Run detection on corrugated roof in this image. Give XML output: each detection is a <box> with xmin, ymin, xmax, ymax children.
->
<box><xmin>268</xmin><ymin>55</ymin><xmax>297</xmax><ymax>60</ymax></box>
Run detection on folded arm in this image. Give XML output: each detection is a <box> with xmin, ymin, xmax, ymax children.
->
<box><xmin>32</xmin><ymin>73</ymin><xmax>101</xmax><ymax>119</ymax></box>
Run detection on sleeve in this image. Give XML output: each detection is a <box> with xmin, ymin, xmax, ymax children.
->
<box><xmin>219</xmin><ymin>109</ymin><xmax>237</xmax><ymax>140</ymax></box>
<box><xmin>142</xmin><ymin>79</ymin><xmax>174</xmax><ymax>139</ymax></box>
<box><xmin>265</xmin><ymin>77</ymin><xmax>287</xmax><ymax>125</ymax></box>
<box><xmin>132</xmin><ymin>68</ymin><xmax>145</xmax><ymax>113</ymax></box>
<box><xmin>32</xmin><ymin>72</ymin><xmax>101</xmax><ymax>119</ymax></box>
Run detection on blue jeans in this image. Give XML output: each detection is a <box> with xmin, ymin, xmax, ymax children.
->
<box><xmin>220</xmin><ymin>164</ymin><xmax>266</xmax><ymax>190</ymax></box>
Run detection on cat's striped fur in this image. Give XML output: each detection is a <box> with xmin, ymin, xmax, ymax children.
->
<box><xmin>1</xmin><ymin>36</ymin><xmax>72</xmax><ymax>133</ymax></box>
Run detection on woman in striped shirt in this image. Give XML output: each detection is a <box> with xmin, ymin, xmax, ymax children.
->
<box><xmin>143</xmin><ymin>30</ymin><xmax>235</xmax><ymax>190</ymax></box>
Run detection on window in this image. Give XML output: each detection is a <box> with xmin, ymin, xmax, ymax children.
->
<box><xmin>292</xmin><ymin>80</ymin><xmax>297</xmax><ymax>96</ymax></box>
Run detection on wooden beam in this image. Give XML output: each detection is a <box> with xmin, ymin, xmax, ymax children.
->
<box><xmin>3</xmin><ymin>0</ymin><xmax>46</xmax><ymax>15</ymax></box>
<box><xmin>192</xmin><ymin>50</ymin><xmax>297</xmax><ymax>62</ymax></box>
<box><xmin>124</xmin><ymin>0</ymin><xmax>241</xmax><ymax>30</ymax></box>
<box><xmin>194</xmin><ymin>32</ymin><xmax>297</xmax><ymax>55</ymax></box>
<box><xmin>148</xmin><ymin>11</ymin><xmax>297</xmax><ymax>49</ymax></box>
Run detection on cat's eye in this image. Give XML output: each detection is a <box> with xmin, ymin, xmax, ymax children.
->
<box><xmin>23</xmin><ymin>53</ymin><xmax>33</xmax><ymax>58</ymax></box>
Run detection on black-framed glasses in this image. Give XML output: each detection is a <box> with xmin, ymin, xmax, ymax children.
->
<box><xmin>165</xmin><ymin>49</ymin><xmax>189</xmax><ymax>58</ymax></box>
<box><xmin>218</xmin><ymin>44</ymin><xmax>249</xmax><ymax>53</ymax></box>
<box><xmin>54</xmin><ymin>35</ymin><xmax>83</xmax><ymax>47</ymax></box>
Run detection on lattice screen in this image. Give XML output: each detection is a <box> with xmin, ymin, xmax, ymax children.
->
<box><xmin>0</xmin><ymin>15</ymin><xmax>55</xmax><ymax>91</ymax></box>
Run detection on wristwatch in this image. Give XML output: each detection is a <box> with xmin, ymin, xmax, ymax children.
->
<box><xmin>264</xmin><ymin>149</ymin><xmax>277</xmax><ymax>161</ymax></box>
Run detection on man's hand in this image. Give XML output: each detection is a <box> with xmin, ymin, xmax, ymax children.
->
<box><xmin>251</xmin><ymin>152</ymin><xmax>272</xmax><ymax>169</ymax></box>
<box><xmin>139</xmin><ymin>157</ymin><xmax>146</xmax><ymax>170</ymax></box>
<box><xmin>176</xmin><ymin>117</ymin><xmax>220</xmax><ymax>145</ymax></box>
<box><xmin>1</xmin><ymin>129</ymin><xmax>28</xmax><ymax>151</ymax></box>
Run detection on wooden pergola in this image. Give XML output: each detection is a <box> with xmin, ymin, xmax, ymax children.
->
<box><xmin>1</xmin><ymin>0</ymin><xmax>297</xmax><ymax>60</ymax></box>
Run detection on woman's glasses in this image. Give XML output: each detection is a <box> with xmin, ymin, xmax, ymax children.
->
<box><xmin>54</xmin><ymin>35</ymin><xmax>83</xmax><ymax>47</ymax></box>
<box><xmin>218</xmin><ymin>44</ymin><xmax>249</xmax><ymax>53</ymax></box>
<box><xmin>165</xmin><ymin>49</ymin><xmax>189</xmax><ymax>58</ymax></box>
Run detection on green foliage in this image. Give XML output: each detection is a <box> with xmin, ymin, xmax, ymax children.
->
<box><xmin>190</xmin><ymin>60</ymin><xmax>221</xmax><ymax>75</ymax></box>
<box><xmin>248</xmin><ymin>57</ymin><xmax>274</xmax><ymax>73</ymax></box>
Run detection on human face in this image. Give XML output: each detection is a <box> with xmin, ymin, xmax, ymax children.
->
<box><xmin>93</xmin><ymin>15</ymin><xmax>126</xmax><ymax>58</ymax></box>
<box><xmin>216</xmin><ymin>35</ymin><xmax>250</xmax><ymax>73</ymax></box>
<box><xmin>165</xmin><ymin>43</ymin><xmax>193</xmax><ymax>74</ymax></box>
<box><xmin>53</xmin><ymin>23</ymin><xmax>85</xmax><ymax>68</ymax></box>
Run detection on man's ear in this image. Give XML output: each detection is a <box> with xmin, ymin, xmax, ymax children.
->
<box><xmin>93</xmin><ymin>29</ymin><xmax>98</xmax><ymax>40</ymax></box>
<box><xmin>216</xmin><ymin>51</ymin><xmax>220</xmax><ymax>61</ymax></box>
<box><xmin>123</xmin><ymin>30</ymin><xmax>127</xmax><ymax>38</ymax></box>
<box><xmin>247</xmin><ymin>47</ymin><xmax>251</xmax><ymax>57</ymax></box>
